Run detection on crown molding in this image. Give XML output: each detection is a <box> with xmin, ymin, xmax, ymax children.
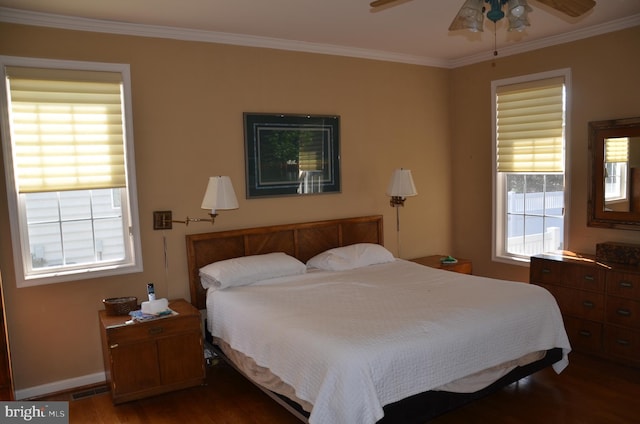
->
<box><xmin>0</xmin><ymin>7</ymin><xmax>447</xmax><ymax>68</ymax></box>
<box><xmin>1</xmin><ymin>7</ymin><xmax>638</xmax><ymax>69</ymax></box>
<box><xmin>449</xmin><ymin>13</ymin><xmax>640</xmax><ymax>68</ymax></box>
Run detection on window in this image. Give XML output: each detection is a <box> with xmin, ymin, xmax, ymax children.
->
<box><xmin>604</xmin><ymin>137</ymin><xmax>629</xmax><ymax>203</ymax></box>
<box><xmin>492</xmin><ymin>69</ymin><xmax>570</xmax><ymax>264</ymax></box>
<box><xmin>0</xmin><ymin>56</ymin><xmax>142</xmax><ymax>287</ymax></box>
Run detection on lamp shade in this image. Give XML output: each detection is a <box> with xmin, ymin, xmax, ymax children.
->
<box><xmin>507</xmin><ymin>0</ymin><xmax>532</xmax><ymax>31</ymax></box>
<box><xmin>386</xmin><ymin>169</ymin><xmax>417</xmax><ymax>198</ymax></box>
<box><xmin>201</xmin><ymin>176</ymin><xmax>239</xmax><ymax>214</ymax></box>
<box><xmin>448</xmin><ymin>0</ymin><xmax>485</xmax><ymax>32</ymax></box>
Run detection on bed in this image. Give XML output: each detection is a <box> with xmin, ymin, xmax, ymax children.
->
<box><xmin>186</xmin><ymin>215</ymin><xmax>570</xmax><ymax>424</ymax></box>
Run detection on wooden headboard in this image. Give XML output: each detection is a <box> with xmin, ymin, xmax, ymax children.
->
<box><xmin>186</xmin><ymin>215</ymin><xmax>384</xmax><ymax>310</ymax></box>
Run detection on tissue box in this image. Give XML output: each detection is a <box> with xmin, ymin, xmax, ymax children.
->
<box><xmin>141</xmin><ymin>298</ymin><xmax>170</xmax><ymax>315</ymax></box>
<box><xmin>596</xmin><ymin>242</ymin><xmax>640</xmax><ymax>266</ymax></box>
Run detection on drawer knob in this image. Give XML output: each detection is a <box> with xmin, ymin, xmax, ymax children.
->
<box><xmin>582</xmin><ymin>301</ymin><xmax>595</xmax><ymax>308</ymax></box>
<box><xmin>578</xmin><ymin>330</ymin><xmax>592</xmax><ymax>337</ymax></box>
<box><xmin>110</xmin><ymin>344</ymin><xmax>119</xmax><ymax>349</ymax></box>
<box><xmin>541</xmin><ymin>268</ymin><xmax>551</xmax><ymax>274</ymax></box>
<box><xmin>149</xmin><ymin>327</ymin><xmax>164</xmax><ymax>335</ymax></box>
<box><xmin>616</xmin><ymin>308</ymin><xmax>632</xmax><ymax>317</ymax></box>
<box><xmin>616</xmin><ymin>339</ymin><xmax>630</xmax><ymax>346</ymax></box>
<box><xmin>583</xmin><ymin>275</ymin><xmax>595</xmax><ymax>282</ymax></box>
<box><xmin>619</xmin><ymin>280</ymin><xmax>633</xmax><ymax>289</ymax></box>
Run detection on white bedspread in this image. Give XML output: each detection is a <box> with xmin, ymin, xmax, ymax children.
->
<box><xmin>207</xmin><ymin>259</ymin><xmax>571</xmax><ymax>424</ymax></box>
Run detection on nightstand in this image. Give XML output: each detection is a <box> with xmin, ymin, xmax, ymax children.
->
<box><xmin>410</xmin><ymin>255</ymin><xmax>473</xmax><ymax>275</ymax></box>
<box><xmin>99</xmin><ymin>298</ymin><xmax>206</xmax><ymax>404</ymax></box>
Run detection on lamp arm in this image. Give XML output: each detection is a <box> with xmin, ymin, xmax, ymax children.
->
<box><xmin>172</xmin><ymin>212</ymin><xmax>219</xmax><ymax>226</ymax></box>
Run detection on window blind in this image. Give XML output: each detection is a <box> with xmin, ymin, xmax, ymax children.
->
<box><xmin>496</xmin><ymin>77</ymin><xmax>565</xmax><ymax>173</ymax></box>
<box><xmin>605</xmin><ymin>137</ymin><xmax>629</xmax><ymax>163</ymax></box>
<box><xmin>6</xmin><ymin>66</ymin><xmax>126</xmax><ymax>193</ymax></box>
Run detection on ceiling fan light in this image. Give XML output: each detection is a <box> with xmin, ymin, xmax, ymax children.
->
<box><xmin>511</xmin><ymin>5</ymin><xmax>525</xmax><ymax>17</ymax></box>
<box><xmin>507</xmin><ymin>0</ymin><xmax>531</xmax><ymax>31</ymax></box>
<box><xmin>508</xmin><ymin>0</ymin><xmax>532</xmax><ymax>18</ymax></box>
<box><xmin>448</xmin><ymin>0</ymin><xmax>485</xmax><ymax>32</ymax></box>
<box><xmin>508</xmin><ymin>14</ymin><xmax>530</xmax><ymax>31</ymax></box>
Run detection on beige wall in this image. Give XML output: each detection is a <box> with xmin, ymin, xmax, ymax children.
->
<box><xmin>450</xmin><ymin>26</ymin><xmax>640</xmax><ymax>282</ymax></box>
<box><xmin>1</xmin><ymin>21</ymin><xmax>639</xmax><ymax>395</ymax></box>
<box><xmin>0</xmin><ymin>23</ymin><xmax>451</xmax><ymax>393</ymax></box>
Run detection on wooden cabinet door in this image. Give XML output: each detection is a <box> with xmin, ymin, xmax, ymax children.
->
<box><xmin>110</xmin><ymin>341</ymin><xmax>161</xmax><ymax>396</ymax></box>
<box><xmin>157</xmin><ymin>331</ymin><xmax>204</xmax><ymax>385</ymax></box>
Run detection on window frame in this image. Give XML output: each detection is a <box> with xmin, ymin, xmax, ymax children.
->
<box><xmin>491</xmin><ymin>68</ymin><xmax>572</xmax><ymax>266</ymax></box>
<box><xmin>0</xmin><ymin>55</ymin><xmax>143</xmax><ymax>287</ymax></box>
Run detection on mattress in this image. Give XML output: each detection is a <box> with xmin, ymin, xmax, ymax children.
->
<box><xmin>206</xmin><ymin>259</ymin><xmax>571</xmax><ymax>424</ymax></box>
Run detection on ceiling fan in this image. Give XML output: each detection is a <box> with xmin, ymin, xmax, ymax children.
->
<box><xmin>370</xmin><ymin>0</ymin><xmax>596</xmax><ymax>33</ymax></box>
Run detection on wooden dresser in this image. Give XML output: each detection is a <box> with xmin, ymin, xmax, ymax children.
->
<box><xmin>99</xmin><ymin>299</ymin><xmax>206</xmax><ymax>404</ymax></box>
<box><xmin>530</xmin><ymin>253</ymin><xmax>640</xmax><ymax>367</ymax></box>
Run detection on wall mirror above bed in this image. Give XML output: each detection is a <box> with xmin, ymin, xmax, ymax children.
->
<box><xmin>244</xmin><ymin>113</ymin><xmax>341</xmax><ymax>198</ymax></box>
<box><xmin>588</xmin><ymin>117</ymin><xmax>640</xmax><ymax>230</ymax></box>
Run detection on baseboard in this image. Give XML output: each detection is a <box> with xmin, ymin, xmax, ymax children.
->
<box><xmin>15</xmin><ymin>371</ymin><xmax>106</xmax><ymax>400</ymax></box>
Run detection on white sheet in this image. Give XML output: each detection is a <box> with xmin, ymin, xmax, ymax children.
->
<box><xmin>207</xmin><ymin>259</ymin><xmax>571</xmax><ymax>424</ymax></box>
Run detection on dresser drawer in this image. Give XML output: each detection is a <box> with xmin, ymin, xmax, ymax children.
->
<box><xmin>563</xmin><ymin>315</ymin><xmax>603</xmax><ymax>353</ymax></box>
<box><xmin>530</xmin><ymin>257</ymin><xmax>604</xmax><ymax>292</ymax></box>
<box><xmin>106</xmin><ymin>315</ymin><xmax>201</xmax><ymax>345</ymax></box>
<box><xmin>606</xmin><ymin>297</ymin><xmax>640</xmax><ymax>329</ymax></box>
<box><xmin>604</xmin><ymin>325</ymin><xmax>640</xmax><ymax>365</ymax></box>
<box><xmin>565</xmin><ymin>263</ymin><xmax>605</xmax><ymax>292</ymax></box>
<box><xmin>607</xmin><ymin>271</ymin><xmax>640</xmax><ymax>301</ymax></box>
<box><xmin>530</xmin><ymin>257</ymin><xmax>566</xmax><ymax>284</ymax></box>
<box><xmin>540</xmin><ymin>284</ymin><xmax>605</xmax><ymax>321</ymax></box>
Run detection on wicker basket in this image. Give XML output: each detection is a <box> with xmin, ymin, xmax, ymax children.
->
<box><xmin>103</xmin><ymin>296</ymin><xmax>138</xmax><ymax>316</ymax></box>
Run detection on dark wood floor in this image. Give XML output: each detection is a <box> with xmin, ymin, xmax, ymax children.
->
<box><xmin>43</xmin><ymin>352</ymin><xmax>639</xmax><ymax>423</ymax></box>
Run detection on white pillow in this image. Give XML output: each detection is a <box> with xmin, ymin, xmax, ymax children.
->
<box><xmin>306</xmin><ymin>243</ymin><xmax>395</xmax><ymax>271</ymax></box>
<box><xmin>200</xmin><ymin>252</ymin><xmax>306</xmax><ymax>289</ymax></box>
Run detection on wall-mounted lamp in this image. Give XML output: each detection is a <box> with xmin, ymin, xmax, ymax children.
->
<box><xmin>386</xmin><ymin>168</ymin><xmax>417</xmax><ymax>258</ymax></box>
<box><xmin>153</xmin><ymin>176</ymin><xmax>239</xmax><ymax>230</ymax></box>
<box><xmin>387</xmin><ymin>168</ymin><xmax>417</xmax><ymax>210</ymax></box>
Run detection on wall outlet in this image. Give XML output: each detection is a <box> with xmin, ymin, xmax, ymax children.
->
<box><xmin>153</xmin><ymin>211</ymin><xmax>172</xmax><ymax>230</ymax></box>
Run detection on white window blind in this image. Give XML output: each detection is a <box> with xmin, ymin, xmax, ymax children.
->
<box><xmin>496</xmin><ymin>77</ymin><xmax>565</xmax><ymax>173</ymax></box>
<box><xmin>6</xmin><ymin>66</ymin><xmax>126</xmax><ymax>193</ymax></box>
<box><xmin>605</xmin><ymin>137</ymin><xmax>629</xmax><ymax>163</ymax></box>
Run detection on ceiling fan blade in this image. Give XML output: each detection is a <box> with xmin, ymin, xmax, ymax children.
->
<box><xmin>535</xmin><ymin>0</ymin><xmax>596</xmax><ymax>17</ymax></box>
<box><xmin>370</xmin><ymin>0</ymin><xmax>402</xmax><ymax>8</ymax></box>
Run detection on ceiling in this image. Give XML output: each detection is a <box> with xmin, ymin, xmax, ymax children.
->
<box><xmin>1</xmin><ymin>0</ymin><xmax>639</xmax><ymax>68</ymax></box>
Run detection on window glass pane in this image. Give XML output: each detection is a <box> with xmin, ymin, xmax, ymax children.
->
<box><xmin>93</xmin><ymin>188</ymin><xmax>123</xmax><ymax>219</ymax></box>
<box><xmin>544</xmin><ymin>216</ymin><xmax>564</xmax><ymax>251</ymax></box>
<box><xmin>25</xmin><ymin>192</ymin><xmax>60</xmax><ymax>224</ymax></box>
<box><xmin>62</xmin><ymin>220</ymin><xmax>95</xmax><ymax>265</ymax></box>
<box><xmin>94</xmin><ymin>218</ymin><xmax>125</xmax><ymax>261</ymax></box>
<box><xmin>507</xmin><ymin>174</ymin><xmax>524</xmax><ymax>214</ymax></box>
<box><xmin>545</xmin><ymin>175</ymin><xmax>564</xmax><ymax>217</ymax></box>
<box><xmin>60</xmin><ymin>190</ymin><xmax>91</xmax><ymax>221</ymax></box>
<box><xmin>506</xmin><ymin>213</ymin><xmax>524</xmax><ymax>255</ymax></box>
<box><xmin>523</xmin><ymin>215</ymin><xmax>544</xmax><ymax>255</ymax></box>
<box><xmin>27</xmin><ymin>222</ymin><xmax>62</xmax><ymax>269</ymax></box>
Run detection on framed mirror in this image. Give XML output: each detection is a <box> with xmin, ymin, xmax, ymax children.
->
<box><xmin>244</xmin><ymin>113</ymin><xmax>341</xmax><ymax>198</ymax></box>
<box><xmin>588</xmin><ymin>117</ymin><xmax>640</xmax><ymax>230</ymax></box>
